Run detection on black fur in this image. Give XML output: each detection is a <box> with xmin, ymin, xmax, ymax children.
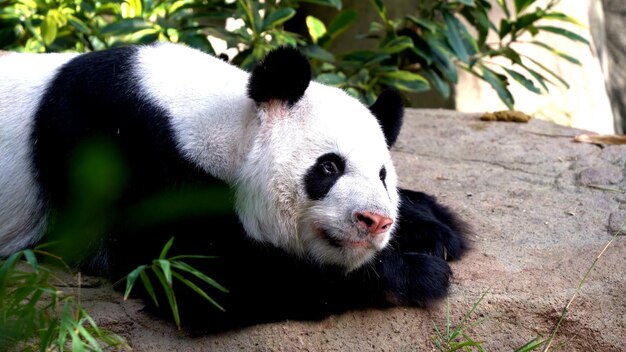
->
<box><xmin>247</xmin><ymin>46</ymin><xmax>311</xmax><ymax>106</ymax></box>
<box><xmin>369</xmin><ymin>89</ymin><xmax>405</xmax><ymax>148</ymax></box>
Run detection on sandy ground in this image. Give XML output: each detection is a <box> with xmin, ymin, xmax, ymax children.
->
<box><xmin>81</xmin><ymin>109</ymin><xmax>626</xmax><ymax>351</ymax></box>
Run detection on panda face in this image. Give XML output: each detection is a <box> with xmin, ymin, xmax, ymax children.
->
<box><xmin>237</xmin><ymin>73</ymin><xmax>401</xmax><ymax>270</ymax></box>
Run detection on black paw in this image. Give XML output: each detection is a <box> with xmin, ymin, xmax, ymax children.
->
<box><xmin>393</xmin><ymin>188</ymin><xmax>469</xmax><ymax>261</ymax></box>
<box><xmin>376</xmin><ymin>250</ymin><xmax>452</xmax><ymax>306</ymax></box>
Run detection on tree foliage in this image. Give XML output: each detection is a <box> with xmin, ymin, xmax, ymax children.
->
<box><xmin>0</xmin><ymin>0</ymin><xmax>586</xmax><ymax>107</ymax></box>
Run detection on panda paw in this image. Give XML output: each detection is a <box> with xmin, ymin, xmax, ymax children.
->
<box><xmin>393</xmin><ymin>188</ymin><xmax>470</xmax><ymax>261</ymax></box>
<box><xmin>376</xmin><ymin>250</ymin><xmax>452</xmax><ymax>306</ymax></box>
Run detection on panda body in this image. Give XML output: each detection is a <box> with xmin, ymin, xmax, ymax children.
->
<box><xmin>0</xmin><ymin>43</ymin><xmax>468</xmax><ymax>331</ymax></box>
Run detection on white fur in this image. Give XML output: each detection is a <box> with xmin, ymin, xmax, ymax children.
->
<box><xmin>0</xmin><ymin>43</ymin><xmax>399</xmax><ymax>270</ymax></box>
<box><xmin>0</xmin><ymin>52</ymin><xmax>77</xmax><ymax>255</ymax></box>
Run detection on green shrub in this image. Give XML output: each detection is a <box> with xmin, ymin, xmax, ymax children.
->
<box><xmin>1</xmin><ymin>0</ymin><xmax>587</xmax><ymax>108</ymax></box>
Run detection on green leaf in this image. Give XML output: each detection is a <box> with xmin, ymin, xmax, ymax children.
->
<box><xmin>535</xmin><ymin>25</ymin><xmax>591</xmax><ymax>46</ymax></box>
<box><xmin>443</xmin><ymin>11</ymin><xmax>470</xmax><ymax>63</ymax></box>
<box><xmin>380</xmin><ymin>70</ymin><xmax>430</xmax><ymax>92</ymax></box>
<box><xmin>152</xmin><ymin>266</ymin><xmax>180</xmax><ymax>328</ymax></box>
<box><xmin>371</xmin><ymin>0</ymin><xmax>387</xmax><ymax>22</ymax></box>
<box><xmin>300</xmin><ymin>44</ymin><xmax>335</xmax><ymax>62</ymax></box>
<box><xmin>158</xmin><ymin>259</ymin><xmax>172</xmax><ymax>286</ymax></box>
<box><xmin>543</xmin><ymin>12</ymin><xmax>586</xmax><ymax>27</ymax></box>
<box><xmin>179</xmin><ymin>32</ymin><xmax>215</xmax><ymax>55</ymax></box>
<box><xmin>139</xmin><ymin>271</ymin><xmax>159</xmax><ymax>307</ymax></box>
<box><xmin>455</xmin><ymin>0</ymin><xmax>475</xmax><ymax>5</ymax></box>
<box><xmin>99</xmin><ymin>18</ymin><xmax>152</xmax><ymax>36</ymax></box>
<box><xmin>529</xmin><ymin>40</ymin><xmax>582</xmax><ymax>65</ymax></box>
<box><xmin>514</xmin><ymin>0</ymin><xmax>535</xmax><ymax>14</ymax></box>
<box><xmin>67</xmin><ymin>15</ymin><xmax>91</xmax><ymax>35</ymax></box>
<box><xmin>502</xmin><ymin>67</ymin><xmax>541</xmax><ymax>94</ymax></box>
<box><xmin>171</xmin><ymin>271</ymin><xmax>225</xmax><ymax>312</ymax></box>
<box><xmin>124</xmin><ymin>265</ymin><xmax>146</xmax><ymax>299</ymax></box>
<box><xmin>171</xmin><ymin>260</ymin><xmax>229</xmax><ymax>293</ymax></box>
<box><xmin>306</xmin><ymin>15</ymin><xmax>326</xmax><ymax>44</ymax></box>
<box><xmin>481</xmin><ymin>65</ymin><xmax>514</xmax><ymax>108</ymax></box>
<box><xmin>159</xmin><ymin>237</ymin><xmax>175</xmax><ymax>260</ymax></box>
<box><xmin>298</xmin><ymin>0</ymin><xmax>342</xmax><ymax>10</ymax></box>
<box><xmin>263</xmin><ymin>7</ymin><xmax>295</xmax><ymax>30</ymax></box>
<box><xmin>500</xmin><ymin>47</ymin><xmax>522</xmax><ymax>64</ymax></box>
<box><xmin>422</xmin><ymin>69</ymin><xmax>451</xmax><ymax>99</ymax></box>
<box><xmin>325</xmin><ymin>9</ymin><xmax>357</xmax><ymax>40</ymax></box>
<box><xmin>524</xmin><ymin>55</ymin><xmax>569</xmax><ymax>88</ymax></box>
<box><xmin>381</xmin><ymin>35</ymin><xmax>413</xmax><ymax>54</ymax></box>
<box><xmin>41</xmin><ymin>12</ymin><xmax>58</xmax><ymax>46</ymax></box>
<box><xmin>513</xmin><ymin>12</ymin><xmax>542</xmax><ymax>31</ymax></box>
<box><xmin>315</xmin><ymin>72</ymin><xmax>346</xmax><ymax>86</ymax></box>
<box><xmin>519</xmin><ymin>63</ymin><xmax>551</xmax><ymax>92</ymax></box>
<box><xmin>498</xmin><ymin>18</ymin><xmax>512</xmax><ymax>39</ymax></box>
<box><xmin>405</xmin><ymin>15</ymin><xmax>437</xmax><ymax>33</ymax></box>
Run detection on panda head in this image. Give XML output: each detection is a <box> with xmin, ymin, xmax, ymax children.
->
<box><xmin>235</xmin><ymin>47</ymin><xmax>404</xmax><ymax>271</ymax></box>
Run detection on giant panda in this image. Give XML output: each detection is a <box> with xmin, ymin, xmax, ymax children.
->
<box><xmin>0</xmin><ymin>42</ymin><xmax>468</xmax><ymax>332</ymax></box>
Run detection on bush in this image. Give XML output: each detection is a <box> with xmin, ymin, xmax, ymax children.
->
<box><xmin>0</xmin><ymin>0</ymin><xmax>587</xmax><ymax>108</ymax></box>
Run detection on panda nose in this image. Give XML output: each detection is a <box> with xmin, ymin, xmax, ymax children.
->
<box><xmin>355</xmin><ymin>211</ymin><xmax>393</xmax><ymax>236</ymax></box>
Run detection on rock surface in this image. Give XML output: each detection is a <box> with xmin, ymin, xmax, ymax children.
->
<box><xmin>82</xmin><ymin>109</ymin><xmax>626</xmax><ymax>351</ymax></box>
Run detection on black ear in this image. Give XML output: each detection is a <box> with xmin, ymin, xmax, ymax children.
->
<box><xmin>247</xmin><ymin>46</ymin><xmax>311</xmax><ymax>106</ymax></box>
<box><xmin>369</xmin><ymin>89</ymin><xmax>404</xmax><ymax>148</ymax></box>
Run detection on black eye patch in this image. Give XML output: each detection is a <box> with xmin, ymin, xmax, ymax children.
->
<box><xmin>380</xmin><ymin>166</ymin><xmax>387</xmax><ymax>190</ymax></box>
<box><xmin>304</xmin><ymin>153</ymin><xmax>345</xmax><ymax>200</ymax></box>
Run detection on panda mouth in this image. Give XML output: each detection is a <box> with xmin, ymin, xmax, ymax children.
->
<box><xmin>316</xmin><ymin>227</ymin><xmax>374</xmax><ymax>249</ymax></box>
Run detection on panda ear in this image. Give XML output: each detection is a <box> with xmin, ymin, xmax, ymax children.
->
<box><xmin>369</xmin><ymin>89</ymin><xmax>404</xmax><ymax>148</ymax></box>
<box><xmin>247</xmin><ymin>46</ymin><xmax>311</xmax><ymax>106</ymax></box>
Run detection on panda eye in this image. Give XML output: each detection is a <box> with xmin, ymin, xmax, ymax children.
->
<box><xmin>379</xmin><ymin>167</ymin><xmax>387</xmax><ymax>182</ymax></box>
<box><xmin>321</xmin><ymin>161</ymin><xmax>339</xmax><ymax>175</ymax></box>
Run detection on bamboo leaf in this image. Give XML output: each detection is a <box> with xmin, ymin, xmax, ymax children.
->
<box><xmin>170</xmin><ymin>261</ymin><xmax>229</xmax><ymax>293</ymax></box>
<box><xmin>171</xmin><ymin>271</ymin><xmax>225</xmax><ymax>312</ymax></box>
<box><xmin>543</xmin><ymin>12</ymin><xmax>586</xmax><ymax>27</ymax></box>
<box><xmin>159</xmin><ymin>237</ymin><xmax>175</xmax><ymax>259</ymax></box>
<box><xmin>502</xmin><ymin>67</ymin><xmax>541</xmax><ymax>94</ymax></box>
<box><xmin>124</xmin><ymin>265</ymin><xmax>146</xmax><ymax>299</ymax></box>
<box><xmin>530</xmin><ymin>40</ymin><xmax>582</xmax><ymax>65</ymax></box>
<box><xmin>535</xmin><ymin>25</ymin><xmax>590</xmax><ymax>46</ymax></box>
<box><xmin>139</xmin><ymin>270</ymin><xmax>159</xmax><ymax>307</ymax></box>
<box><xmin>158</xmin><ymin>259</ymin><xmax>172</xmax><ymax>286</ymax></box>
<box><xmin>480</xmin><ymin>66</ymin><xmax>514</xmax><ymax>108</ymax></box>
<box><xmin>152</xmin><ymin>266</ymin><xmax>180</xmax><ymax>328</ymax></box>
<box><xmin>524</xmin><ymin>55</ymin><xmax>569</xmax><ymax>88</ymax></box>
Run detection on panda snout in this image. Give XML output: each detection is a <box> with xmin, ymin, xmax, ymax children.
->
<box><xmin>354</xmin><ymin>211</ymin><xmax>393</xmax><ymax>237</ymax></box>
